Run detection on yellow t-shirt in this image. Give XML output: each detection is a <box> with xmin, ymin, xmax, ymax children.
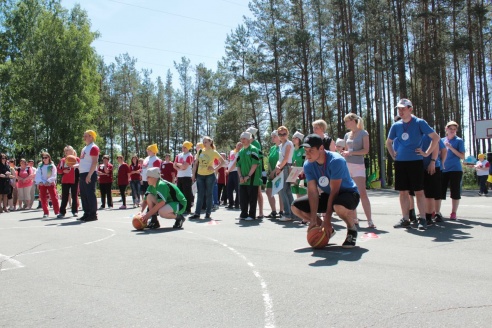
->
<box><xmin>196</xmin><ymin>148</ymin><xmax>222</xmax><ymax>176</ymax></box>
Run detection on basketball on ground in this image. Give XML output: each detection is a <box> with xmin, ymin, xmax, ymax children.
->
<box><xmin>65</xmin><ymin>155</ymin><xmax>77</xmax><ymax>167</ymax></box>
<box><xmin>132</xmin><ymin>214</ymin><xmax>147</xmax><ymax>230</ymax></box>
<box><xmin>307</xmin><ymin>226</ymin><xmax>329</xmax><ymax>249</ymax></box>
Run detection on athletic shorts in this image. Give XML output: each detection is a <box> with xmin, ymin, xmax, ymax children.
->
<box><xmin>165</xmin><ymin>201</ymin><xmax>186</xmax><ymax>215</ymax></box>
<box><xmin>394</xmin><ymin>160</ymin><xmax>424</xmax><ymax>192</ymax></box>
<box><xmin>423</xmin><ymin>167</ymin><xmax>441</xmax><ymax>200</ymax></box>
<box><xmin>347</xmin><ymin>163</ymin><xmax>366</xmax><ymax>178</ymax></box>
<box><xmin>441</xmin><ymin>171</ymin><xmax>463</xmax><ymax>200</ymax></box>
<box><xmin>292</xmin><ymin>191</ymin><xmax>360</xmax><ymax>214</ymax></box>
<box><xmin>291</xmin><ymin>180</ymin><xmax>307</xmax><ymax>195</ymax></box>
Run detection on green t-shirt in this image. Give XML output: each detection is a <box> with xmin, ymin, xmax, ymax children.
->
<box><xmin>145</xmin><ymin>179</ymin><xmax>187</xmax><ymax>209</ymax></box>
<box><xmin>236</xmin><ymin>144</ymin><xmax>262</xmax><ymax>186</ymax></box>
<box><xmin>292</xmin><ymin>147</ymin><xmax>305</xmax><ymax>167</ymax></box>
<box><xmin>268</xmin><ymin>145</ymin><xmax>279</xmax><ymax>171</ymax></box>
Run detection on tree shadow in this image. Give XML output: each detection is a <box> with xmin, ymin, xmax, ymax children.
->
<box><xmin>295</xmin><ymin>245</ymin><xmax>369</xmax><ymax>266</ymax></box>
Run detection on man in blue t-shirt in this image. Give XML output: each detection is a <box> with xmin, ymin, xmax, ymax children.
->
<box><xmin>291</xmin><ymin>134</ymin><xmax>360</xmax><ymax>248</ymax></box>
<box><xmin>385</xmin><ymin>98</ymin><xmax>441</xmax><ymax>230</ymax></box>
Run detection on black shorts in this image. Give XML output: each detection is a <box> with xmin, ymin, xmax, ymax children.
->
<box><xmin>441</xmin><ymin>171</ymin><xmax>463</xmax><ymax>200</ymax></box>
<box><xmin>394</xmin><ymin>160</ymin><xmax>424</xmax><ymax>192</ymax></box>
<box><xmin>423</xmin><ymin>167</ymin><xmax>441</xmax><ymax>200</ymax></box>
<box><xmin>292</xmin><ymin>192</ymin><xmax>360</xmax><ymax>214</ymax></box>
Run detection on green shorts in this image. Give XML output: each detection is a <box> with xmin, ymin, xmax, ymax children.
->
<box><xmin>165</xmin><ymin>201</ymin><xmax>186</xmax><ymax>215</ymax></box>
<box><xmin>266</xmin><ymin>179</ymin><xmax>273</xmax><ymax>188</ymax></box>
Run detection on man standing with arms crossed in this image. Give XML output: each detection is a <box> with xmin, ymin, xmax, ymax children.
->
<box><xmin>386</xmin><ymin>99</ymin><xmax>440</xmax><ymax>229</ymax></box>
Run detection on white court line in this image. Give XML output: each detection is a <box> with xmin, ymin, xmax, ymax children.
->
<box><xmin>0</xmin><ymin>253</ymin><xmax>25</xmax><ymax>271</ymax></box>
<box><xmin>186</xmin><ymin>231</ymin><xmax>275</xmax><ymax>328</ymax></box>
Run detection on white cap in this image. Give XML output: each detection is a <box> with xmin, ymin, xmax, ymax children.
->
<box><xmin>396</xmin><ymin>98</ymin><xmax>412</xmax><ymax>108</ymax></box>
<box><xmin>292</xmin><ymin>131</ymin><xmax>305</xmax><ymax>141</ymax></box>
<box><xmin>336</xmin><ymin>138</ymin><xmax>345</xmax><ymax>147</ymax></box>
<box><xmin>147</xmin><ymin>167</ymin><xmax>161</xmax><ymax>179</ymax></box>
<box><xmin>246</xmin><ymin>126</ymin><xmax>258</xmax><ymax>136</ymax></box>
<box><xmin>240</xmin><ymin>132</ymin><xmax>252</xmax><ymax>139</ymax></box>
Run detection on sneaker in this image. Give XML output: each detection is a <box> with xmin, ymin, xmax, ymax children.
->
<box><xmin>478</xmin><ymin>192</ymin><xmax>483</xmax><ymax>196</ymax></box>
<box><xmin>205</xmin><ymin>214</ymin><xmax>211</xmax><ymax>219</ymax></box>
<box><xmin>107</xmin><ymin>207</ymin><xmax>113</xmax><ymax>211</ymax></box>
<box><xmin>189</xmin><ymin>214</ymin><xmax>200</xmax><ymax>219</ymax></box>
<box><xmin>394</xmin><ymin>218</ymin><xmax>411</xmax><ymax>228</ymax></box>
<box><xmin>226</xmin><ymin>206</ymin><xmax>234</xmax><ymax>210</ymax></box>
<box><xmin>84</xmin><ymin>215</ymin><xmax>98</xmax><ymax>222</ymax></box>
<box><xmin>367</xmin><ymin>220</ymin><xmax>376</xmax><ymax>228</ymax></box>
<box><xmin>173</xmin><ymin>214</ymin><xmax>186</xmax><ymax>229</ymax></box>
<box><xmin>245</xmin><ymin>217</ymin><xmax>254</xmax><ymax>221</ymax></box>
<box><xmin>119</xmin><ymin>205</ymin><xmax>127</xmax><ymax>209</ymax></box>
<box><xmin>434</xmin><ymin>212</ymin><xmax>443</xmax><ymax>222</ymax></box>
<box><xmin>418</xmin><ymin>218</ymin><xmax>427</xmax><ymax>230</ymax></box>
<box><xmin>426</xmin><ymin>218</ymin><xmax>434</xmax><ymax>226</ymax></box>
<box><xmin>450</xmin><ymin>212</ymin><xmax>457</xmax><ymax>220</ymax></box>
<box><xmin>56</xmin><ymin>214</ymin><xmax>65</xmax><ymax>219</ymax></box>
<box><xmin>342</xmin><ymin>229</ymin><xmax>357</xmax><ymax>248</ymax></box>
<box><xmin>78</xmin><ymin>214</ymin><xmax>87</xmax><ymax>221</ymax></box>
<box><xmin>147</xmin><ymin>215</ymin><xmax>160</xmax><ymax>229</ymax></box>
<box><xmin>409</xmin><ymin>215</ymin><xmax>417</xmax><ymax>224</ymax></box>
<box><xmin>99</xmin><ymin>206</ymin><xmax>105</xmax><ymax>210</ymax></box>
<box><xmin>212</xmin><ymin>205</ymin><xmax>219</xmax><ymax>211</ymax></box>
<box><xmin>278</xmin><ymin>216</ymin><xmax>292</xmax><ymax>222</ymax></box>
<box><xmin>278</xmin><ymin>211</ymin><xmax>284</xmax><ymax>217</ymax></box>
<box><xmin>73</xmin><ymin>212</ymin><xmax>78</xmax><ymax>217</ymax></box>
<box><xmin>265</xmin><ymin>211</ymin><xmax>277</xmax><ymax>219</ymax></box>
<box><xmin>329</xmin><ymin>228</ymin><xmax>336</xmax><ymax>238</ymax></box>
<box><xmin>42</xmin><ymin>214</ymin><xmax>49</xmax><ymax>219</ymax></box>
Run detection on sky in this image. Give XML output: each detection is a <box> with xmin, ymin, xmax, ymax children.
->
<box><xmin>60</xmin><ymin>0</ymin><xmax>252</xmax><ymax>82</ymax></box>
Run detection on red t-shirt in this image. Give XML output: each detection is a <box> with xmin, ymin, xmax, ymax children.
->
<box><xmin>58</xmin><ymin>157</ymin><xmax>80</xmax><ymax>184</ymax></box>
<box><xmin>217</xmin><ymin>167</ymin><xmax>227</xmax><ymax>184</ymax></box>
<box><xmin>129</xmin><ymin>164</ymin><xmax>141</xmax><ymax>181</ymax></box>
<box><xmin>98</xmin><ymin>163</ymin><xmax>113</xmax><ymax>184</ymax></box>
<box><xmin>160</xmin><ymin>162</ymin><xmax>177</xmax><ymax>182</ymax></box>
<box><xmin>117</xmin><ymin>163</ymin><xmax>130</xmax><ymax>185</ymax></box>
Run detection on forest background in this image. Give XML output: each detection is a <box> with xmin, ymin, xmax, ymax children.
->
<box><xmin>0</xmin><ymin>0</ymin><xmax>490</xmax><ymax>185</ymax></box>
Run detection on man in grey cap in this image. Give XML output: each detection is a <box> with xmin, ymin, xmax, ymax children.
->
<box><xmin>139</xmin><ymin>167</ymin><xmax>187</xmax><ymax>229</ymax></box>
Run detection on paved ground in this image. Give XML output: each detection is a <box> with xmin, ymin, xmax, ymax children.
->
<box><xmin>1</xmin><ymin>190</ymin><xmax>491</xmax><ymax>327</ymax></box>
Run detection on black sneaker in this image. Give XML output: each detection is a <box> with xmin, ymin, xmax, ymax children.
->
<box><xmin>204</xmin><ymin>214</ymin><xmax>211</xmax><ymax>219</ymax></box>
<box><xmin>342</xmin><ymin>229</ymin><xmax>357</xmax><ymax>248</ymax></box>
<box><xmin>226</xmin><ymin>206</ymin><xmax>234</xmax><ymax>210</ymax></box>
<box><xmin>418</xmin><ymin>218</ymin><xmax>427</xmax><ymax>230</ymax></box>
<box><xmin>394</xmin><ymin>218</ymin><xmax>411</xmax><ymax>228</ymax></box>
<box><xmin>278</xmin><ymin>211</ymin><xmax>284</xmax><ymax>217</ymax></box>
<box><xmin>189</xmin><ymin>214</ymin><xmax>200</xmax><ymax>219</ymax></box>
<box><xmin>265</xmin><ymin>211</ymin><xmax>277</xmax><ymax>219</ymax></box>
<box><xmin>426</xmin><ymin>218</ymin><xmax>434</xmax><ymax>226</ymax></box>
<box><xmin>173</xmin><ymin>214</ymin><xmax>186</xmax><ymax>229</ymax></box>
<box><xmin>409</xmin><ymin>215</ymin><xmax>417</xmax><ymax>224</ymax></box>
<box><xmin>147</xmin><ymin>215</ymin><xmax>160</xmax><ymax>229</ymax></box>
<box><xmin>434</xmin><ymin>213</ymin><xmax>443</xmax><ymax>222</ymax></box>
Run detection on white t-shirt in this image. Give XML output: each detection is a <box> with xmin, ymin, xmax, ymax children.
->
<box><xmin>476</xmin><ymin>160</ymin><xmax>490</xmax><ymax>176</ymax></box>
<box><xmin>79</xmin><ymin>143</ymin><xmax>99</xmax><ymax>173</ymax></box>
<box><xmin>278</xmin><ymin>140</ymin><xmax>294</xmax><ymax>165</ymax></box>
<box><xmin>141</xmin><ymin>155</ymin><xmax>160</xmax><ymax>181</ymax></box>
<box><xmin>175</xmin><ymin>152</ymin><xmax>194</xmax><ymax>178</ymax></box>
<box><xmin>227</xmin><ymin>150</ymin><xmax>238</xmax><ymax>172</ymax></box>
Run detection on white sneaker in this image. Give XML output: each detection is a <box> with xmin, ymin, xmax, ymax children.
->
<box><xmin>278</xmin><ymin>216</ymin><xmax>292</xmax><ymax>222</ymax></box>
<box><xmin>245</xmin><ymin>217</ymin><xmax>254</xmax><ymax>221</ymax></box>
<box><xmin>56</xmin><ymin>214</ymin><xmax>65</xmax><ymax>219</ymax></box>
<box><xmin>42</xmin><ymin>214</ymin><xmax>48</xmax><ymax>219</ymax></box>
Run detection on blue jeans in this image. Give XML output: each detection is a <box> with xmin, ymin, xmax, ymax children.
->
<box><xmin>195</xmin><ymin>174</ymin><xmax>216</xmax><ymax>216</ymax></box>
<box><xmin>79</xmin><ymin>172</ymin><xmax>98</xmax><ymax>217</ymax></box>
<box><xmin>213</xmin><ymin>182</ymin><xmax>219</xmax><ymax>205</ymax></box>
<box><xmin>278</xmin><ymin>166</ymin><xmax>294</xmax><ymax>218</ymax></box>
<box><xmin>130</xmin><ymin>180</ymin><xmax>141</xmax><ymax>204</ymax></box>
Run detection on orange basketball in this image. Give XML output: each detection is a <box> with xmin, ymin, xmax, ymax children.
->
<box><xmin>65</xmin><ymin>155</ymin><xmax>77</xmax><ymax>167</ymax></box>
<box><xmin>132</xmin><ymin>214</ymin><xmax>147</xmax><ymax>230</ymax></box>
<box><xmin>307</xmin><ymin>226</ymin><xmax>329</xmax><ymax>249</ymax></box>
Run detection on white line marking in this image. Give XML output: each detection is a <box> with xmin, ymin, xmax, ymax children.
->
<box><xmin>185</xmin><ymin>231</ymin><xmax>275</xmax><ymax>328</ymax></box>
<box><xmin>0</xmin><ymin>254</ymin><xmax>25</xmax><ymax>271</ymax></box>
<box><xmin>84</xmin><ymin>227</ymin><xmax>116</xmax><ymax>245</ymax></box>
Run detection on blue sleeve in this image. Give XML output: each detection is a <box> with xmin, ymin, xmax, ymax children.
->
<box><xmin>458</xmin><ymin>139</ymin><xmax>465</xmax><ymax>153</ymax></box>
<box><xmin>303</xmin><ymin>162</ymin><xmax>315</xmax><ymax>182</ymax></box>
<box><xmin>388</xmin><ymin>124</ymin><xmax>396</xmax><ymax>140</ymax></box>
<box><xmin>418</xmin><ymin>119</ymin><xmax>434</xmax><ymax>135</ymax></box>
<box><xmin>329</xmin><ymin>158</ymin><xmax>346</xmax><ymax>180</ymax></box>
<box><xmin>439</xmin><ymin>140</ymin><xmax>445</xmax><ymax>150</ymax></box>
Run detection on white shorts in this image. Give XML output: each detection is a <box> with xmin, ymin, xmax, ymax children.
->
<box><xmin>347</xmin><ymin>163</ymin><xmax>366</xmax><ymax>178</ymax></box>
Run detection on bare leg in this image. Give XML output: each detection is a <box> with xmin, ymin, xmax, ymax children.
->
<box><xmin>451</xmin><ymin>199</ymin><xmax>459</xmax><ymax>214</ymax></box>
<box><xmin>257</xmin><ymin>185</ymin><xmax>264</xmax><ymax>216</ymax></box>
<box><xmin>415</xmin><ymin>190</ymin><xmax>426</xmax><ymax>217</ymax></box>
<box><xmin>399</xmin><ymin>191</ymin><xmax>410</xmax><ymax>219</ymax></box>
<box><xmin>265</xmin><ymin>188</ymin><xmax>276</xmax><ymax>212</ymax></box>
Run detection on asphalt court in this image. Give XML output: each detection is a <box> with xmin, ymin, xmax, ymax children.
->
<box><xmin>0</xmin><ymin>190</ymin><xmax>491</xmax><ymax>327</ymax></box>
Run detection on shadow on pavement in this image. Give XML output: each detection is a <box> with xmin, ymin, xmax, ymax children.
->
<box><xmin>405</xmin><ymin>220</ymin><xmax>475</xmax><ymax>242</ymax></box>
<box><xmin>295</xmin><ymin>245</ymin><xmax>368</xmax><ymax>266</ymax></box>
<box><xmin>135</xmin><ymin>227</ymin><xmax>180</xmax><ymax>234</ymax></box>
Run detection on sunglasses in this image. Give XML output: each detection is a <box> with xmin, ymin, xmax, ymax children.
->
<box><xmin>42</xmin><ymin>157</ymin><xmax>49</xmax><ymax>159</ymax></box>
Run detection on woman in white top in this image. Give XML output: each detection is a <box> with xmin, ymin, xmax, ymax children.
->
<box><xmin>275</xmin><ymin>126</ymin><xmax>295</xmax><ymax>221</ymax></box>
<box><xmin>35</xmin><ymin>152</ymin><xmax>60</xmax><ymax>218</ymax></box>
<box><xmin>342</xmin><ymin>113</ymin><xmax>375</xmax><ymax>228</ymax></box>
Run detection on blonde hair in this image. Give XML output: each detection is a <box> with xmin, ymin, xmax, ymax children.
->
<box><xmin>312</xmin><ymin>119</ymin><xmax>327</xmax><ymax>131</ymax></box>
<box><xmin>203</xmin><ymin>136</ymin><xmax>216</xmax><ymax>149</ymax></box>
<box><xmin>64</xmin><ymin>145</ymin><xmax>76</xmax><ymax>156</ymax></box>
<box><xmin>344</xmin><ymin>113</ymin><xmax>364</xmax><ymax>130</ymax></box>
<box><xmin>277</xmin><ymin>126</ymin><xmax>289</xmax><ymax>134</ymax></box>
<box><xmin>446</xmin><ymin>121</ymin><xmax>459</xmax><ymax>128</ymax></box>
